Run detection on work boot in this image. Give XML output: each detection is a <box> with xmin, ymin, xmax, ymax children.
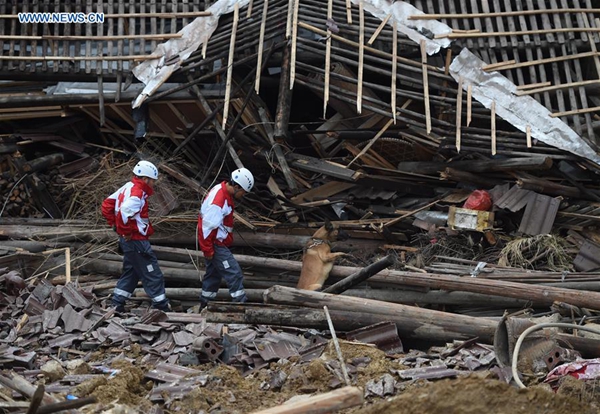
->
<box><xmin>112</xmin><ymin>303</ymin><xmax>126</xmax><ymax>313</ymax></box>
<box><xmin>153</xmin><ymin>301</ymin><xmax>171</xmax><ymax>312</ymax></box>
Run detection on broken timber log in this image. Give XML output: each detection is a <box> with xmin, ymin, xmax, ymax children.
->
<box><xmin>323</xmin><ymin>254</ymin><xmax>395</xmax><ymax>294</ymax></box>
<box><xmin>263</xmin><ymin>285</ymin><xmax>498</xmax><ymax>343</ymax></box>
<box><xmin>263</xmin><ymin>286</ymin><xmax>600</xmax><ymax>357</ymax></box>
<box><xmin>373</xmin><ymin>270</ymin><xmax>600</xmax><ymax>310</ymax></box>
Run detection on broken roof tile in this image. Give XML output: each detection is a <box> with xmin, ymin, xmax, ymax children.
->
<box><xmin>145</xmin><ymin>362</ymin><xmax>203</xmax><ymax>383</ymax></box>
<box><xmin>60</xmin><ymin>283</ymin><xmax>92</xmax><ymax>309</ymax></box>
<box><xmin>346</xmin><ymin>322</ymin><xmax>404</xmax><ymax>355</ymax></box>
<box><xmin>172</xmin><ymin>331</ymin><xmax>195</xmax><ymax>347</ymax></box>
<box><xmin>61</xmin><ymin>304</ymin><xmax>92</xmax><ymax>333</ymax></box>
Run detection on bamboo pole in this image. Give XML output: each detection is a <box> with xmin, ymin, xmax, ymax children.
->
<box><xmin>324</xmin><ymin>306</ymin><xmax>351</xmax><ymax>386</ymax></box>
<box><xmin>421</xmin><ymin>39</ymin><xmax>431</xmax><ymax>134</ymax></box>
<box><xmin>222</xmin><ymin>2</ymin><xmax>239</xmax><ymax>129</ymax></box>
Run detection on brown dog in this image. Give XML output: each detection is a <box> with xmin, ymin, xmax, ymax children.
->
<box><xmin>297</xmin><ymin>220</ymin><xmax>349</xmax><ymax>291</ymax></box>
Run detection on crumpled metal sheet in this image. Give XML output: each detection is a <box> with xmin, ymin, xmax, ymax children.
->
<box><xmin>450</xmin><ymin>48</ymin><xmax>600</xmax><ymax>166</ymax></box>
<box><xmin>353</xmin><ymin>0</ymin><xmax>452</xmax><ymax>55</ymax></box>
<box><xmin>132</xmin><ymin>0</ymin><xmax>250</xmax><ymax>108</ymax></box>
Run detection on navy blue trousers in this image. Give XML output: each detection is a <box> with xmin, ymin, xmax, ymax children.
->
<box><xmin>112</xmin><ymin>238</ymin><xmax>169</xmax><ymax>311</ymax></box>
<box><xmin>200</xmin><ymin>245</ymin><xmax>247</xmax><ymax>306</ymax></box>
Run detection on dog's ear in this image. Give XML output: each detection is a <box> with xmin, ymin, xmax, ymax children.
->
<box><xmin>325</xmin><ymin>219</ymin><xmax>334</xmax><ymax>232</ymax></box>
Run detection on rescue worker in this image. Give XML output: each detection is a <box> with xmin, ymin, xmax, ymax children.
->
<box><xmin>101</xmin><ymin>160</ymin><xmax>170</xmax><ymax>312</ymax></box>
<box><xmin>198</xmin><ymin>168</ymin><xmax>254</xmax><ymax>309</ymax></box>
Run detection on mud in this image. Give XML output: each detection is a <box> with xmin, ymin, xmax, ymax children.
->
<box><xmin>358</xmin><ymin>374</ymin><xmax>597</xmax><ymax>414</ymax></box>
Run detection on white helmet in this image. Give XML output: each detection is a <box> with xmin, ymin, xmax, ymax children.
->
<box><xmin>133</xmin><ymin>160</ymin><xmax>158</xmax><ymax>179</ymax></box>
<box><xmin>231</xmin><ymin>168</ymin><xmax>254</xmax><ymax>192</ymax></box>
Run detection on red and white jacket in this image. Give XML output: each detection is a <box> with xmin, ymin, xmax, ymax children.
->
<box><xmin>198</xmin><ymin>181</ymin><xmax>235</xmax><ymax>257</ymax></box>
<box><xmin>101</xmin><ymin>177</ymin><xmax>155</xmax><ymax>240</ymax></box>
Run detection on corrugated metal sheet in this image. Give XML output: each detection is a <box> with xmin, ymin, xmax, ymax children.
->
<box><xmin>494</xmin><ymin>185</ymin><xmax>534</xmax><ymax>212</ymax></box>
<box><xmin>519</xmin><ymin>193</ymin><xmax>560</xmax><ymax>235</ymax></box>
<box><xmin>573</xmin><ymin>240</ymin><xmax>600</xmax><ymax>272</ymax></box>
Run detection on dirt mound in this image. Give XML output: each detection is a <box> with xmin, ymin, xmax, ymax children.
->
<box><xmin>358</xmin><ymin>375</ymin><xmax>596</xmax><ymax>414</ymax></box>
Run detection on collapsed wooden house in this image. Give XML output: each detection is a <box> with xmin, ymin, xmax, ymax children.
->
<box><xmin>4</xmin><ymin>1</ymin><xmax>600</xmax><ymax>412</ymax></box>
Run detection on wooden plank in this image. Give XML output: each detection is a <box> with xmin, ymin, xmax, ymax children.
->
<box><xmin>420</xmin><ymin>39</ymin><xmax>431</xmax><ymax>134</ymax></box>
<box><xmin>346</xmin><ymin>0</ymin><xmax>352</xmax><ymax>24</ymax></box>
<box><xmin>7</xmin><ymin>2</ymin><xmax>16</xmax><ymax>72</ymax></box>
<box><xmin>515</xmin><ymin>79</ymin><xmax>600</xmax><ymax>96</ymax></box>
<box><xmin>291</xmin><ymin>181</ymin><xmax>354</xmax><ymax>203</ymax></box>
<box><xmin>267</xmin><ymin>177</ymin><xmax>298</xmax><ymax>223</ymax></box>
<box><xmin>466</xmin><ymin>83</ymin><xmax>472</xmax><ymax>126</ymax></box>
<box><xmin>258</xmin><ymin>107</ymin><xmax>298</xmax><ymax>190</ymax></box>
<box><xmin>18</xmin><ymin>0</ymin><xmax>27</xmax><ymax>72</ymax></box>
<box><xmin>290</xmin><ymin>0</ymin><xmax>299</xmax><ymax>89</ymax></box>
<box><xmin>85</xmin><ymin>0</ymin><xmax>92</xmax><ymax>73</ymax></box>
<box><xmin>252</xmin><ymin>387</ymin><xmax>363</xmax><ymax>414</ymax></box>
<box><xmin>551</xmin><ymin>105</ymin><xmax>600</xmax><ymax>118</ymax></box>
<box><xmin>222</xmin><ymin>2</ymin><xmax>239</xmax><ymax>129</ymax></box>
<box><xmin>409</xmin><ymin>8</ymin><xmax>600</xmax><ymax>19</ymax></box>
<box><xmin>61</xmin><ymin>0</ymin><xmax>70</xmax><ymax>73</ymax></box>
<box><xmin>286</xmin><ymin>0</ymin><xmax>293</xmax><ymax>38</ymax></box>
<box><xmin>323</xmin><ymin>0</ymin><xmax>333</xmax><ymax>118</ymax></box>
<box><xmin>516</xmin><ymin>81</ymin><xmax>552</xmax><ymax>90</ymax></box>
<box><xmin>255</xmin><ymin>0</ymin><xmax>268</xmax><ymax>94</ymax></box>
<box><xmin>357</xmin><ymin>0</ymin><xmax>364</xmax><ymax>114</ymax></box>
<box><xmin>455</xmin><ymin>76</ymin><xmax>462</xmax><ymax>153</ymax></box>
<box><xmin>29</xmin><ymin>0</ymin><xmax>39</xmax><ymax>72</ymax></box>
<box><xmin>246</xmin><ymin>0</ymin><xmax>253</xmax><ymax>17</ymax></box>
<box><xmin>436</xmin><ymin>27</ymin><xmax>600</xmax><ymax>39</ymax></box>
<box><xmin>526</xmin><ymin>125</ymin><xmax>532</xmax><ymax>148</ymax></box>
<box><xmin>367</xmin><ymin>13</ymin><xmax>390</xmax><ymax>45</ymax></box>
<box><xmin>391</xmin><ymin>19</ymin><xmax>397</xmax><ymax>124</ymax></box>
<box><xmin>347</xmin><ymin>117</ymin><xmax>394</xmax><ymax>167</ymax></box>
<box><xmin>0</xmin><ymin>1</ymin><xmax>5</xmax><ymax>71</ymax></box>
<box><xmin>50</xmin><ymin>0</ymin><xmax>60</xmax><ymax>72</ymax></box>
<box><xmin>491</xmin><ymin>100</ymin><xmax>496</xmax><ymax>155</ymax></box>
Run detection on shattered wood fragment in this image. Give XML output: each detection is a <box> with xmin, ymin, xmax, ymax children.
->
<box><xmin>251</xmin><ymin>386</ymin><xmax>363</xmax><ymax>414</ymax></box>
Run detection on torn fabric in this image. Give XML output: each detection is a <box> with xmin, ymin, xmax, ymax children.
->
<box><xmin>450</xmin><ymin>48</ymin><xmax>600</xmax><ymax>166</ymax></box>
<box><xmin>354</xmin><ymin>0</ymin><xmax>452</xmax><ymax>55</ymax></box>
<box><xmin>132</xmin><ymin>0</ymin><xmax>249</xmax><ymax>109</ymax></box>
